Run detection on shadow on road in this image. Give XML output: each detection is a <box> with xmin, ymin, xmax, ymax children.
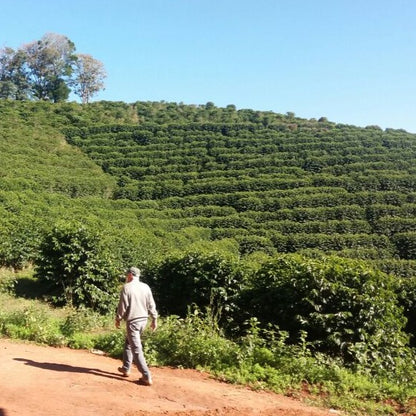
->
<box><xmin>14</xmin><ymin>357</ymin><xmax>124</xmax><ymax>382</ymax></box>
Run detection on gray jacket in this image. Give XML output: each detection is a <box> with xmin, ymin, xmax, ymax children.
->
<box><xmin>116</xmin><ymin>278</ymin><xmax>157</xmax><ymax>322</ymax></box>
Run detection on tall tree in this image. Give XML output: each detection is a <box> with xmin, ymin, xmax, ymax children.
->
<box><xmin>0</xmin><ymin>47</ymin><xmax>31</xmax><ymax>100</ymax></box>
<box><xmin>0</xmin><ymin>33</ymin><xmax>106</xmax><ymax>103</ymax></box>
<box><xmin>22</xmin><ymin>33</ymin><xmax>77</xmax><ymax>102</ymax></box>
<box><xmin>72</xmin><ymin>53</ymin><xmax>106</xmax><ymax>103</ymax></box>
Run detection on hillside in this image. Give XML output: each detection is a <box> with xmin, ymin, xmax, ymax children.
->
<box><xmin>2</xmin><ymin>99</ymin><xmax>416</xmax><ymax>277</ymax></box>
<box><xmin>64</xmin><ymin>102</ymin><xmax>416</xmax><ymax>273</ymax></box>
<box><xmin>2</xmin><ymin>99</ymin><xmax>416</xmax><ymax>414</ymax></box>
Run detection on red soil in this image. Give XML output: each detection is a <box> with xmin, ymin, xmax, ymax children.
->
<box><xmin>0</xmin><ymin>338</ymin><xmax>339</xmax><ymax>416</ymax></box>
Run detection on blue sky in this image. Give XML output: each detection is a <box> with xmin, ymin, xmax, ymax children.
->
<box><xmin>2</xmin><ymin>0</ymin><xmax>416</xmax><ymax>132</ymax></box>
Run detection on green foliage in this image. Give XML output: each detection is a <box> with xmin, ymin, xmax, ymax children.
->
<box><xmin>144</xmin><ymin>308</ymin><xmax>239</xmax><ymax>368</ymax></box>
<box><xmin>392</xmin><ymin>232</ymin><xmax>416</xmax><ymax>259</ymax></box>
<box><xmin>244</xmin><ymin>254</ymin><xmax>411</xmax><ymax>374</ymax></box>
<box><xmin>0</xmin><ymin>33</ymin><xmax>106</xmax><ymax>103</ymax></box>
<box><xmin>0</xmin><ymin>292</ymin><xmax>115</xmax><ymax>349</ymax></box>
<box><xmin>34</xmin><ymin>221</ymin><xmax>119</xmax><ymax>313</ymax></box>
<box><xmin>0</xmin><ymin>274</ymin><xmax>16</xmax><ymax>295</ymax></box>
<box><xmin>0</xmin><ymin>301</ymin><xmax>65</xmax><ymax>346</ymax></box>
<box><xmin>2</xmin><ymin>99</ymin><xmax>416</xmax><ymax>414</ymax></box>
<box><xmin>93</xmin><ymin>330</ymin><xmax>126</xmax><ymax>358</ymax></box>
<box><xmin>55</xmin><ymin>104</ymin><xmax>416</xmax><ymax>273</ymax></box>
<box><xmin>145</xmin><ymin>310</ymin><xmax>416</xmax><ymax>414</ymax></box>
<box><xmin>396</xmin><ymin>276</ymin><xmax>416</xmax><ymax>346</ymax></box>
<box><xmin>151</xmin><ymin>250</ymin><xmax>244</xmax><ymax>326</ymax></box>
<box><xmin>60</xmin><ymin>307</ymin><xmax>110</xmax><ymax>336</ymax></box>
<box><xmin>0</xmin><ymin>217</ymin><xmax>43</xmax><ymax>269</ymax></box>
<box><xmin>5</xmin><ymin>99</ymin><xmax>416</xmax><ymax>280</ymax></box>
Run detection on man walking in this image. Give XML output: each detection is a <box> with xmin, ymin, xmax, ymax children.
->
<box><xmin>115</xmin><ymin>267</ymin><xmax>158</xmax><ymax>386</ymax></box>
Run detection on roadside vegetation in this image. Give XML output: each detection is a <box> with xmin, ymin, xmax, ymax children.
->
<box><xmin>1</xmin><ymin>99</ymin><xmax>416</xmax><ymax>414</ymax></box>
<box><xmin>1</xmin><ymin>254</ymin><xmax>415</xmax><ymax>415</ymax></box>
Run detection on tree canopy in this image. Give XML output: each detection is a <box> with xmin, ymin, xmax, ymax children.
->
<box><xmin>0</xmin><ymin>33</ymin><xmax>106</xmax><ymax>103</ymax></box>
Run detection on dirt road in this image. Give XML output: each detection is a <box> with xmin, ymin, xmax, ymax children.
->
<box><xmin>0</xmin><ymin>338</ymin><xmax>339</xmax><ymax>416</ymax></box>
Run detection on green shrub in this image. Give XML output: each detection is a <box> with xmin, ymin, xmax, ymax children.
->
<box><xmin>243</xmin><ymin>254</ymin><xmax>412</xmax><ymax>375</ymax></box>
<box><xmin>60</xmin><ymin>307</ymin><xmax>110</xmax><ymax>336</ymax></box>
<box><xmin>0</xmin><ymin>274</ymin><xmax>16</xmax><ymax>295</ymax></box>
<box><xmin>0</xmin><ymin>303</ymin><xmax>65</xmax><ymax>346</ymax></box>
<box><xmin>34</xmin><ymin>221</ymin><xmax>120</xmax><ymax>313</ymax></box>
<box><xmin>93</xmin><ymin>330</ymin><xmax>125</xmax><ymax>358</ymax></box>
<box><xmin>152</xmin><ymin>251</ymin><xmax>244</xmax><ymax>328</ymax></box>
<box><xmin>144</xmin><ymin>308</ymin><xmax>239</xmax><ymax>369</ymax></box>
<box><xmin>66</xmin><ymin>332</ymin><xmax>96</xmax><ymax>349</ymax></box>
<box><xmin>396</xmin><ymin>276</ymin><xmax>416</xmax><ymax>346</ymax></box>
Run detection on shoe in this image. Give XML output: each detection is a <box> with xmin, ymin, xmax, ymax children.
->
<box><xmin>138</xmin><ymin>377</ymin><xmax>152</xmax><ymax>386</ymax></box>
<box><xmin>118</xmin><ymin>367</ymin><xmax>130</xmax><ymax>377</ymax></box>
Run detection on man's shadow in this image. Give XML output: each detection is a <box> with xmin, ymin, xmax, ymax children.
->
<box><xmin>14</xmin><ymin>358</ymin><xmax>129</xmax><ymax>382</ymax></box>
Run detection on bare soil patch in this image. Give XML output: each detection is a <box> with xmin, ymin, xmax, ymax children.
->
<box><xmin>0</xmin><ymin>338</ymin><xmax>338</xmax><ymax>416</ymax></box>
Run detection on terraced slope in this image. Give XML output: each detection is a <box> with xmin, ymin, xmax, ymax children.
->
<box><xmin>64</xmin><ymin>110</ymin><xmax>416</xmax><ymax>276</ymax></box>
